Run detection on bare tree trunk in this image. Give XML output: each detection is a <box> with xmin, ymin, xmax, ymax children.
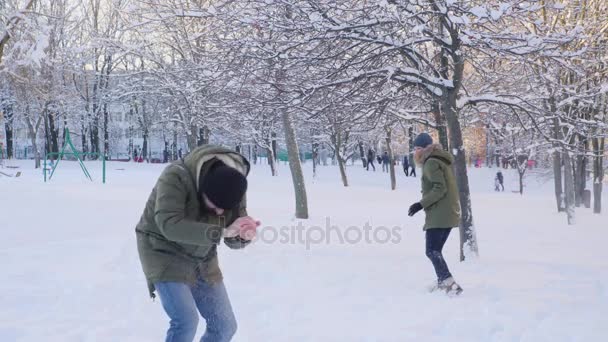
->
<box><xmin>563</xmin><ymin>151</ymin><xmax>576</xmax><ymax>225</ymax></box>
<box><xmin>444</xmin><ymin>63</ymin><xmax>478</xmax><ymax>260</ymax></box>
<box><xmin>25</xmin><ymin>111</ymin><xmax>42</xmax><ymax>169</ymax></box>
<box><xmin>432</xmin><ymin>101</ymin><xmax>449</xmax><ymax>150</ymax></box>
<box><xmin>81</xmin><ymin>115</ymin><xmax>88</xmax><ymax>160</ymax></box>
<box><xmin>197</xmin><ymin>125</ymin><xmax>210</xmax><ymax>146</ymax></box>
<box><xmin>331</xmin><ymin>131</ymin><xmax>348</xmax><ymax>187</ymax></box>
<box><xmin>553</xmin><ymin>149</ymin><xmax>564</xmax><ymax>212</ymax></box>
<box><xmin>187</xmin><ymin>124</ymin><xmax>197</xmax><ymax>151</ymax></box>
<box><xmin>282</xmin><ymin>111</ymin><xmax>309</xmax><ymax>219</ymax></box>
<box><xmin>141</xmin><ymin>132</ymin><xmax>148</xmax><ymax>161</ymax></box>
<box><xmin>385</xmin><ymin>127</ymin><xmax>396</xmax><ymax>190</ymax></box>
<box><xmin>266</xmin><ymin>146</ymin><xmax>277</xmax><ymax>176</ymax></box>
<box><xmin>358</xmin><ymin>141</ymin><xmax>365</xmax><ymax>168</ymax></box>
<box><xmin>3</xmin><ymin>103</ymin><xmax>14</xmax><ymax>159</ymax></box>
<box><xmin>48</xmin><ymin>111</ymin><xmax>59</xmax><ymax>159</ymax></box>
<box><xmin>592</xmin><ymin>137</ymin><xmax>604</xmax><ymax>214</ymax></box>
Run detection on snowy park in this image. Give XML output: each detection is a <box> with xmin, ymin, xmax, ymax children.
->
<box><xmin>1</xmin><ymin>160</ymin><xmax>608</xmax><ymax>341</ymax></box>
<box><xmin>2</xmin><ymin>0</ymin><xmax>608</xmax><ymax>341</ymax></box>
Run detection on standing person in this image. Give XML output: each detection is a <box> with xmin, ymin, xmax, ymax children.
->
<box><xmin>496</xmin><ymin>171</ymin><xmax>504</xmax><ymax>191</ymax></box>
<box><xmin>382</xmin><ymin>151</ymin><xmax>390</xmax><ymax>172</ymax></box>
<box><xmin>403</xmin><ymin>155</ymin><xmax>410</xmax><ymax>176</ymax></box>
<box><xmin>408</xmin><ymin>153</ymin><xmax>417</xmax><ymax>177</ymax></box>
<box><xmin>135</xmin><ymin>145</ymin><xmax>260</xmax><ymax>342</ymax></box>
<box><xmin>407</xmin><ymin>133</ymin><xmax>462</xmax><ymax>295</ymax></box>
<box><xmin>366</xmin><ymin>148</ymin><xmax>376</xmax><ymax>171</ymax></box>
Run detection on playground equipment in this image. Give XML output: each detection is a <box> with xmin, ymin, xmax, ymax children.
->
<box><xmin>44</xmin><ymin>128</ymin><xmax>106</xmax><ymax>183</ymax></box>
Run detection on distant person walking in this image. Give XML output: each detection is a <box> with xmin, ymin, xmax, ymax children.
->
<box><xmin>403</xmin><ymin>155</ymin><xmax>410</xmax><ymax>176</ymax></box>
<box><xmin>366</xmin><ymin>148</ymin><xmax>376</xmax><ymax>171</ymax></box>
<box><xmin>495</xmin><ymin>171</ymin><xmax>504</xmax><ymax>191</ymax></box>
<box><xmin>382</xmin><ymin>152</ymin><xmax>390</xmax><ymax>172</ymax></box>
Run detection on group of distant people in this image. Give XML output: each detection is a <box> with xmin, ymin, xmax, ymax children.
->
<box><xmin>364</xmin><ymin>148</ymin><xmax>416</xmax><ymax>177</ymax></box>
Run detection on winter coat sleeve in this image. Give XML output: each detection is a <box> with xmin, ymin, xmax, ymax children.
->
<box><xmin>223</xmin><ymin>194</ymin><xmax>252</xmax><ymax>250</ymax></box>
<box><xmin>420</xmin><ymin>159</ymin><xmax>448</xmax><ymax>209</ymax></box>
<box><xmin>154</xmin><ymin>167</ymin><xmax>223</xmax><ymax>247</ymax></box>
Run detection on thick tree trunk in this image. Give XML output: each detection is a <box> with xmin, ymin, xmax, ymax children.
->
<box><xmin>90</xmin><ymin>118</ymin><xmax>99</xmax><ymax>158</ymax></box>
<box><xmin>172</xmin><ymin>126</ymin><xmax>178</xmax><ymax>161</ymax></box>
<box><xmin>271</xmin><ymin>132</ymin><xmax>278</xmax><ymax>162</ymax></box>
<box><xmin>432</xmin><ymin>101</ymin><xmax>449</xmax><ymax>150</ymax></box>
<box><xmin>197</xmin><ymin>125</ymin><xmax>210</xmax><ymax>146</ymax></box>
<box><xmin>282</xmin><ymin>111</ymin><xmax>309</xmax><ymax>219</ymax></box>
<box><xmin>562</xmin><ymin>151</ymin><xmax>576</xmax><ymax>225</ymax></box>
<box><xmin>444</xmin><ymin>57</ymin><xmax>478</xmax><ymax>260</ymax></box>
<box><xmin>337</xmin><ymin>154</ymin><xmax>348</xmax><ymax>187</ymax></box>
<box><xmin>553</xmin><ymin>149</ymin><xmax>564</xmax><ymax>212</ymax></box>
<box><xmin>187</xmin><ymin>124</ymin><xmax>197</xmax><ymax>151</ymax></box>
<box><xmin>266</xmin><ymin>146</ymin><xmax>277</xmax><ymax>176</ymax></box>
<box><xmin>358</xmin><ymin>141</ymin><xmax>365</xmax><ymax>168</ymax></box>
<box><xmin>385</xmin><ymin>128</ymin><xmax>396</xmax><ymax>190</ymax></box>
<box><xmin>3</xmin><ymin>104</ymin><xmax>14</xmax><ymax>159</ymax></box>
<box><xmin>81</xmin><ymin>117</ymin><xmax>88</xmax><ymax>160</ymax></box>
<box><xmin>25</xmin><ymin>112</ymin><xmax>41</xmax><ymax>169</ymax></box>
<box><xmin>48</xmin><ymin>111</ymin><xmax>59</xmax><ymax>160</ymax></box>
<box><xmin>312</xmin><ymin>135</ymin><xmax>319</xmax><ymax>177</ymax></box>
<box><xmin>592</xmin><ymin>137</ymin><xmax>604</xmax><ymax>214</ymax></box>
<box><xmin>142</xmin><ymin>131</ymin><xmax>149</xmax><ymax>162</ymax></box>
<box><xmin>332</xmin><ymin>131</ymin><xmax>348</xmax><ymax>187</ymax></box>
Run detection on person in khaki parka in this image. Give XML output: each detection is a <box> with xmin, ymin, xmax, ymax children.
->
<box><xmin>407</xmin><ymin>133</ymin><xmax>463</xmax><ymax>295</ymax></box>
<box><xmin>135</xmin><ymin>145</ymin><xmax>260</xmax><ymax>342</ymax></box>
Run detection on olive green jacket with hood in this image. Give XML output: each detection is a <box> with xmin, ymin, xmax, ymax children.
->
<box><xmin>135</xmin><ymin>145</ymin><xmax>250</xmax><ymax>298</ymax></box>
<box><xmin>418</xmin><ymin>144</ymin><xmax>461</xmax><ymax>230</ymax></box>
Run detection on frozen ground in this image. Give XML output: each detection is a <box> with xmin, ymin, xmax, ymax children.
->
<box><xmin>1</xmin><ymin>158</ymin><xmax>607</xmax><ymax>341</ymax></box>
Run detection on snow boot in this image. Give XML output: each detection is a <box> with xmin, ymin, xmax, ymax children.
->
<box><xmin>438</xmin><ymin>277</ymin><xmax>463</xmax><ymax>296</ymax></box>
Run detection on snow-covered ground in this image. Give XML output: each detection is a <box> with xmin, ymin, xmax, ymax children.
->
<box><xmin>1</xmin><ymin>159</ymin><xmax>607</xmax><ymax>341</ymax></box>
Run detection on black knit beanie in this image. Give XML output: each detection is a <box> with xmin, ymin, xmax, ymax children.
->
<box><xmin>200</xmin><ymin>165</ymin><xmax>248</xmax><ymax>210</ymax></box>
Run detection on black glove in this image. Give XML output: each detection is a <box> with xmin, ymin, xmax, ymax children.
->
<box><xmin>408</xmin><ymin>202</ymin><xmax>423</xmax><ymax>217</ymax></box>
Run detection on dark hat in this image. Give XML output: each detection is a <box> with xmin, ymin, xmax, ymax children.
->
<box><xmin>200</xmin><ymin>165</ymin><xmax>248</xmax><ymax>210</ymax></box>
<box><xmin>413</xmin><ymin>133</ymin><xmax>433</xmax><ymax>148</ymax></box>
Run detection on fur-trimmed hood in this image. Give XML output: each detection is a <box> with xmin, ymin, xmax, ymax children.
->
<box><xmin>416</xmin><ymin>144</ymin><xmax>454</xmax><ymax>166</ymax></box>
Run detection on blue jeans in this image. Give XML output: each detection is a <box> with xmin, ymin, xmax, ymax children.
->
<box><xmin>155</xmin><ymin>278</ymin><xmax>237</xmax><ymax>342</ymax></box>
<box><xmin>425</xmin><ymin>228</ymin><xmax>453</xmax><ymax>282</ymax></box>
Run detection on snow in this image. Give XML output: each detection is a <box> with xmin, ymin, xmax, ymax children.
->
<box><xmin>1</xmin><ymin>160</ymin><xmax>608</xmax><ymax>341</ymax></box>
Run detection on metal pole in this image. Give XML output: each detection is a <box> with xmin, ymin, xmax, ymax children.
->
<box><xmin>102</xmin><ymin>156</ymin><xmax>106</xmax><ymax>184</ymax></box>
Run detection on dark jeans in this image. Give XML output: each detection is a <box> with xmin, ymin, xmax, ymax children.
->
<box><xmin>403</xmin><ymin>167</ymin><xmax>409</xmax><ymax>176</ymax></box>
<box><xmin>367</xmin><ymin>160</ymin><xmax>375</xmax><ymax>171</ymax></box>
<box><xmin>425</xmin><ymin>228</ymin><xmax>453</xmax><ymax>282</ymax></box>
<box><xmin>410</xmin><ymin>166</ymin><xmax>416</xmax><ymax>177</ymax></box>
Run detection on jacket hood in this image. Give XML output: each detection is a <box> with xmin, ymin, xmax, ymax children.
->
<box><xmin>420</xmin><ymin>144</ymin><xmax>454</xmax><ymax>166</ymax></box>
<box><xmin>182</xmin><ymin>145</ymin><xmax>250</xmax><ymax>189</ymax></box>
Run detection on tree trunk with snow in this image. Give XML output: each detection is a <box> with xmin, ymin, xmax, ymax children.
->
<box><xmin>562</xmin><ymin>151</ymin><xmax>576</xmax><ymax>225</ymax></box>
<box><xmin>444</xmin><ymin>52</ymin><xmax>478</xmax><ymax>261</ymax></box>
<box><xmin>553</xmin><ymin>149</ymin><xmax>564</xmax><ymax>212</ymax></box>
<box><xmin>282</xmin><ymin>111</ymin><xmax>308</xmax><ymax>219</ymax></box>
<box><xmin>24</xmin><ymin>108</ymin><xmax>42</xmax><ymax>169</ymax></box>
<box><xmin>574</xmin><ymin>136</ymin><xmax>588</xmax><ymax>207</ymax></box>
<box><xmin>3</xmin><ymin>103</ymin><xmax>14</xmax><ymax>159</ymax></box>
<box><xmin>385</xmin><ymin>127</ymin><xmax>396</xmax><ymax>190</ymax></box>
<box><xmin>266</xmin><ymin>145</ymin><xmax>277</xmax><ymax>176</ymax></box>
<box><xmin>432</xmin><ymin>101</ymin><xmax>449</xmax><ymax>150</ymax></box>
<box><xmin>331</xmin><ymin>131</ymin><xmax>348</xmax><ymax>187</ymax></box>
<box><xmin>592</xmin><ymin>137</ymin><xmax>604</xmax><ymax>214</ymax></box>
